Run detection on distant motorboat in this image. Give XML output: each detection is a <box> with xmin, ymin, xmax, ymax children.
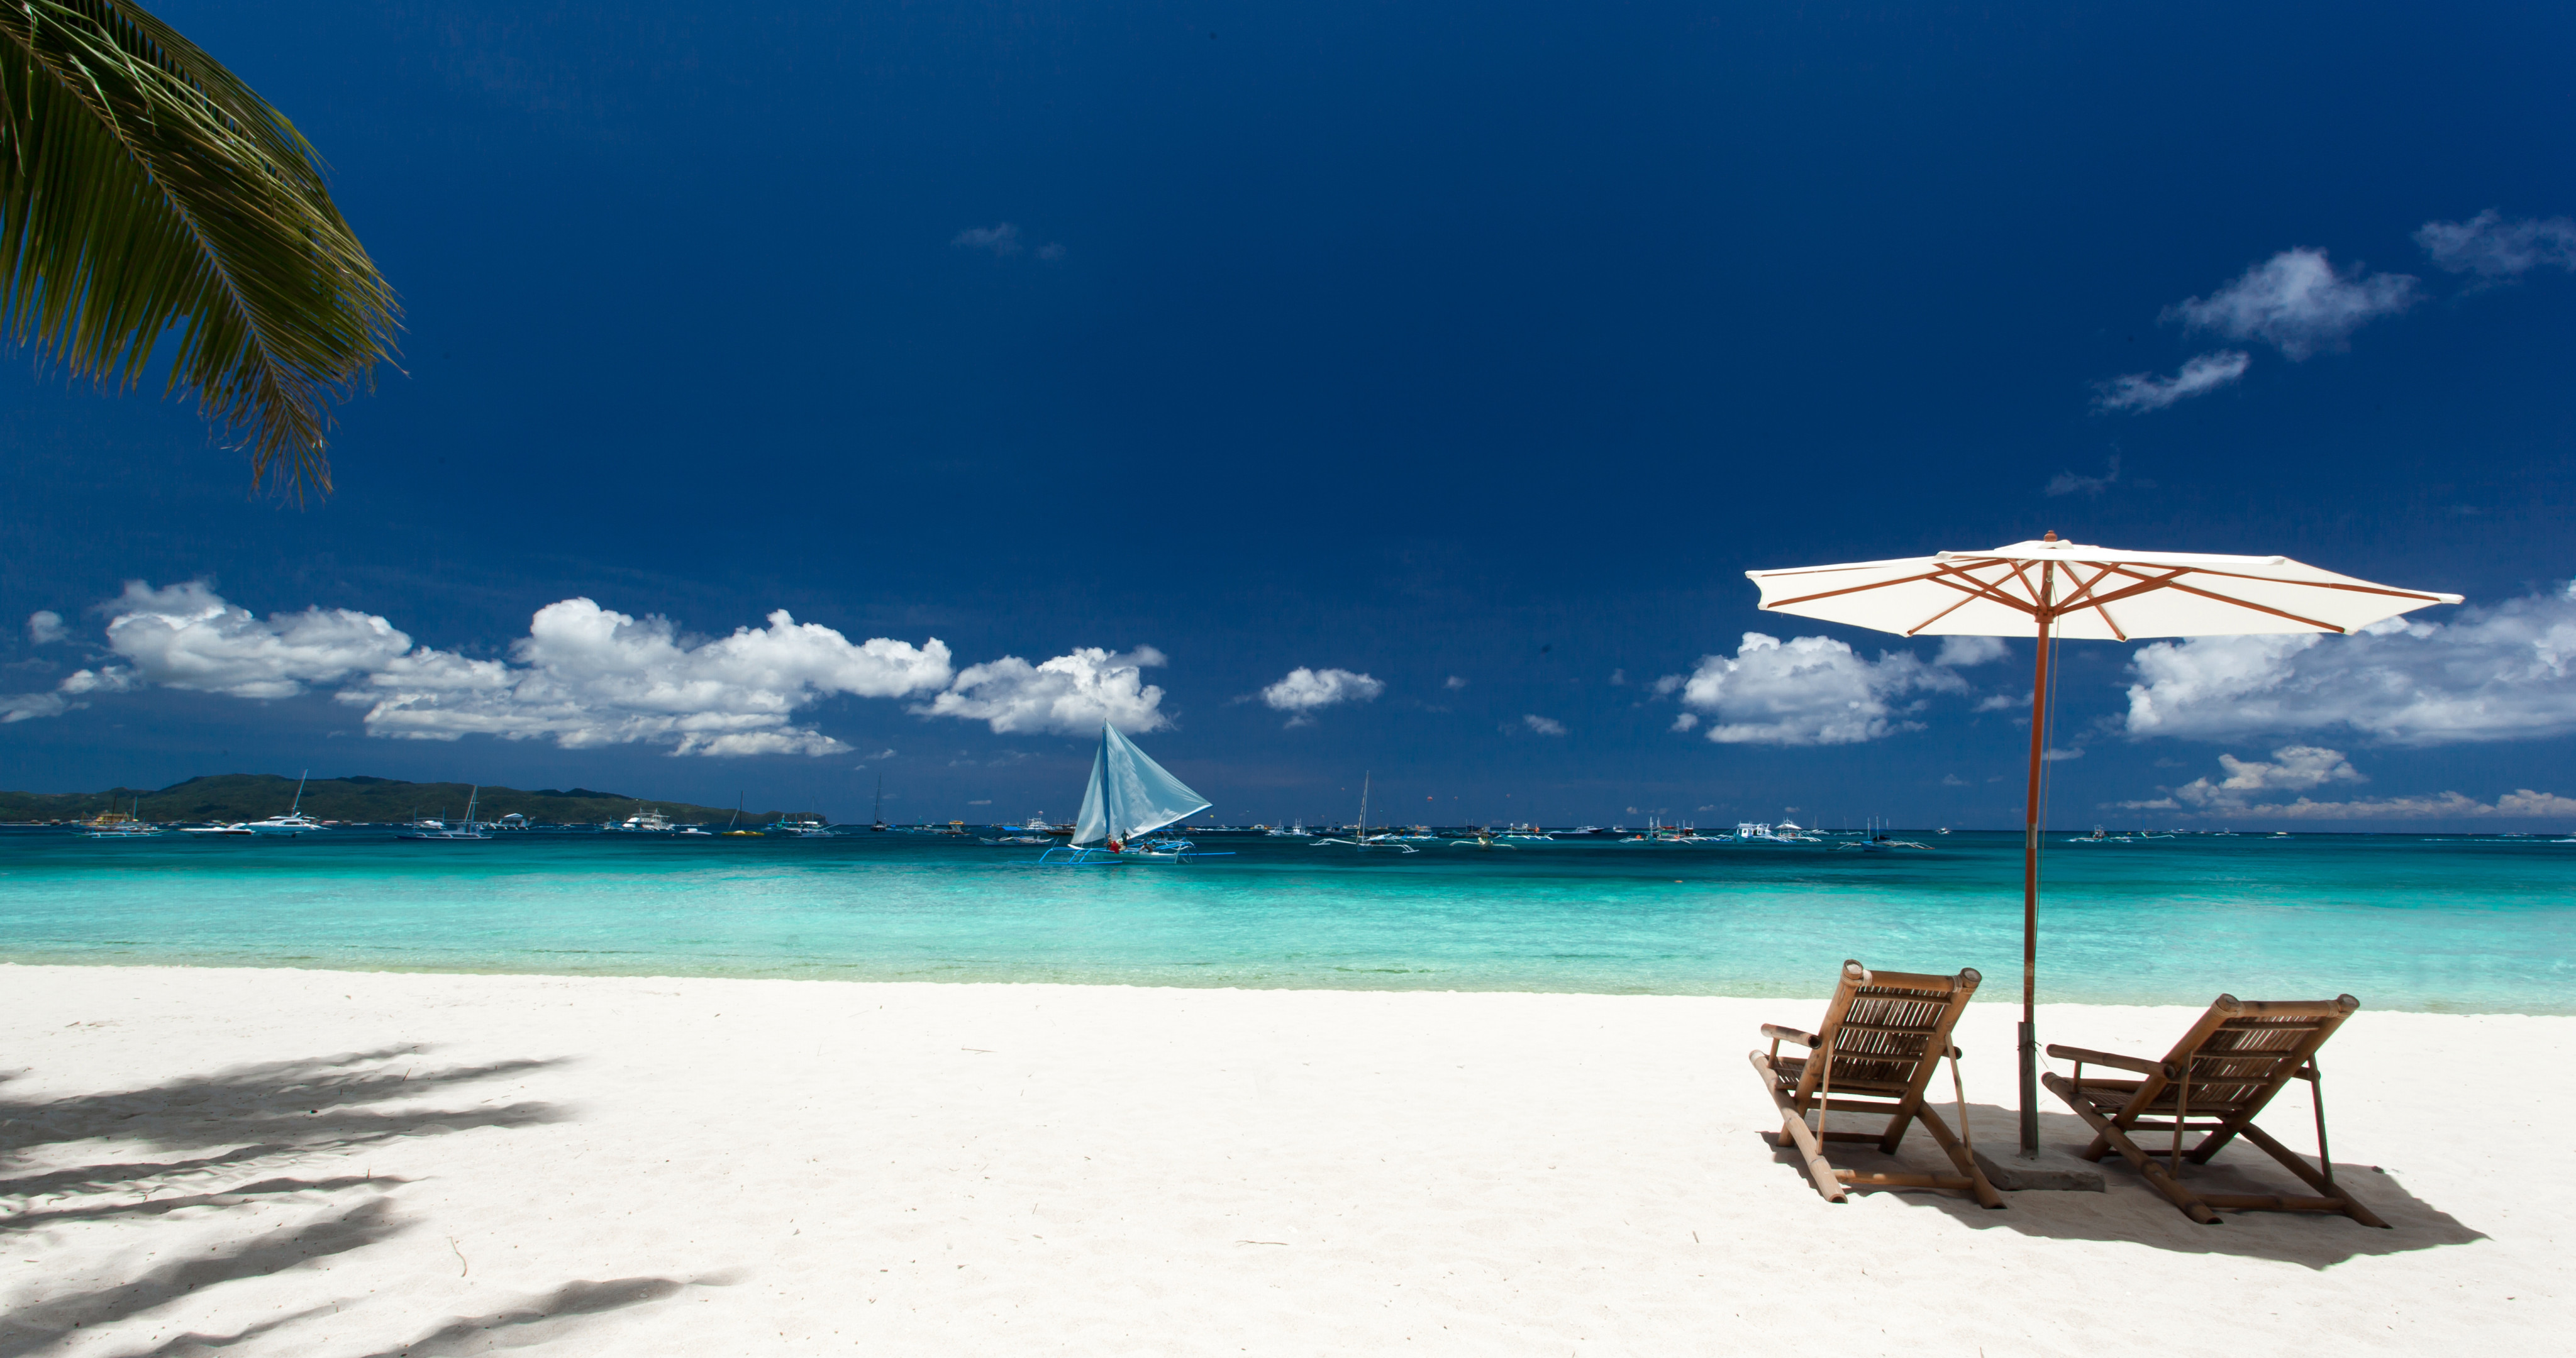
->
<box><xmin>608</xmin><ymin>806</ymin><xmax>675</xmax><ymax>832</ymax></box>
<box><xmin>769</xmin><ymin>815</ymin><xmax>836</xmax><ymax>837</ymax></box>
<box><xmin>82</xmin><ymin>798</ymin><xmax>162</xmax><ymax>838</ymax></box>
<box><xmin>1265</xmin><ymin>822</ymin><xmax>1314</xmax><ymax>837</ymax></box>
<box><xmin>244</xmin><ymin>771</ymin><xmax>324</xmax><ymax>836</ymax></box>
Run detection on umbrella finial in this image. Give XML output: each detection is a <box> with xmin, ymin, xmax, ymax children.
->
<box><xmin>2043</xmin><ymin>530</ymin><xmax>2058</xmax><ymax>541</ymax></box>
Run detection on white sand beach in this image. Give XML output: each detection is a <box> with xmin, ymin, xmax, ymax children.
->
<box><xmin>3</xmin><ymin>964</ymin><xmax>2565</xmax><ymax>1355</ymax></box>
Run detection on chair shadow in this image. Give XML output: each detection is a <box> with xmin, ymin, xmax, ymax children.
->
<box><xmin>0</xmin><ymin>1047</ymin><xmax>699</xmax><ymax>1356</ymax></box>
<box><xmin>1762</xmin><ymin>1099</ymin><xmax>2483</xmax><ymax>1270</ymax></box>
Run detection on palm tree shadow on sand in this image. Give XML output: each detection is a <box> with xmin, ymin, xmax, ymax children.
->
<box><xmin>0</xmin><ymin>1047</ymin><xmax>720</xmax><ymax>1356</ymax></box>
<box><xmin>1758</xmin><ymin>1101</ymin><xmax>2483</xmax><ymax>1269</ymax></box>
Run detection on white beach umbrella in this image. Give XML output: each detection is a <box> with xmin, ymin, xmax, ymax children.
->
<box><xmin>1744</xmin><ymin>532</ymin><xmax>2461</xmax><ymax>1156</ymax></box>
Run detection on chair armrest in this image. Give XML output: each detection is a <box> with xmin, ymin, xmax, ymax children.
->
<box><xmin>2046</xmin><ymin>1044</ymin><xmax>2178</xmax><ymax>1079</ymax></box>
<box><xmin>1762</xmin><ymin>1024</ymin><xmax>1823</xmax><ymax>1047</ymax></box>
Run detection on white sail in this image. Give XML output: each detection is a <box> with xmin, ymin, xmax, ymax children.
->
<box><xmin>1070</xmin><ymin>724</ymin><xmax>1210</xmax><ymax>844</ymax></box>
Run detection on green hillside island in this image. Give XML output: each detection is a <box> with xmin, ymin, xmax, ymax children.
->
<box><xmin>0</xmin><ymin>775</ymin><xmax>824</xmax><ymax>827</ymax></box>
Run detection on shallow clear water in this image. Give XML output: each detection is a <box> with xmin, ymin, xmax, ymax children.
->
<box><xmin>2</xmin><ymin>829</ymin><xmax>2570</xmax><ymax>1012</ymax></box>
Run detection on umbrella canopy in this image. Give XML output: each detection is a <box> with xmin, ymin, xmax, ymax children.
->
<box><xmin>1744</xmin><ymin>533</ymin><xmax>2460</xmax><ymax>1155</ymax></box>
<box><xmin>1746</xmin><ymin>536</ymin><xmax>2461</xmax><ymax>640</ymax></box>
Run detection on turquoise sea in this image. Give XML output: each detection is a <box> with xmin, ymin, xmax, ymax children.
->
<box><xmin>1</xmin><ymin>829</ymin><xmax>2570</xmax><ymax>1012</ymax></box>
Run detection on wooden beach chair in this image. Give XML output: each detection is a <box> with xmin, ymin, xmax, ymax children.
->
<box><xmin>2041</xmin><ymin>995</ymin><xmax>2387</xmax><ymax>1227</ymax></box>
<box><xmin>1748</xmin><ymin>960</ymin><xmax>2002</xmax><ymax>1208</ymax></box>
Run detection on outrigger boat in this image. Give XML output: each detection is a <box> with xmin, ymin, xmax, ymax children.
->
<box><xmin>1039</xmin><ymin>724</ymin><xmax>1231</xmax><ymax>864</ymax></box>
<box><xmin>1311</xmin><ymin>773</ymin><xmax>1417</xmax><ymax>852</ymax></box>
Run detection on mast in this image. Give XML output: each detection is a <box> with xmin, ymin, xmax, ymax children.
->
<box><xmin>1359</xmin><ymin>771</ymin><xmax>1370</xmax><ymax>837</ymax></box>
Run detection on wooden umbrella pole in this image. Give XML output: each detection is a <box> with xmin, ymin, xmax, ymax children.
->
<box><xmin>2019</xmin><ymin>564</ymin><xmax>2056</xmax><ymax>1157</ymax></box>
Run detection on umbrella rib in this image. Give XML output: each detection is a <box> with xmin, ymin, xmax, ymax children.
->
<box><xmin>2051</xmin><ymin>564</ymin><xmax>2134</xmax><ymax>641</ymax></box>
<box><xmin>1762</xmin><ymin>566</ymin><xmax>1957</xmax><ymax>610</ymax></box>
<box><xmin>2106</xmin><ymin>564</ymin><xmax>2455</xmax><ymax>602</ymax></box>
<box><xmin>1901</xmin><ymin>586</ymin><xmax>1990</xmax><ymax>636</ymax></box>
<box><xmin>2092</xmin><ymin>566</ymin><xmax>2350</xmax><ymax>632</ymax></box>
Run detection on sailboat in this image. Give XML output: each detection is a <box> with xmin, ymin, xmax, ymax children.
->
<box><xmin>1038</xmin><ymin>724</ymin><xmax>1230</xmax><ymax>864</ymax></box>
<box><xmin>870</xmin><ymin>773</ymin><xmax>888</xmax><ymax>832</ymax></box>
<box><xmin>1311</xmin><ymin>772</ymin><xmax>1417</xmax><ymax>852</ymax></box>
<box><xmin>399</xmin><ymin>787</ymin><xmax>492</xmax><ymax>841</ymax></box>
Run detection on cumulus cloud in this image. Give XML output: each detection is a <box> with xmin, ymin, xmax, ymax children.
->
<box><xmin>354</xmin><ymin>598</ymin><xmax>956</xmax><ymax>755</ymax></box>
<box><xmin>1666</xmin><ymin>632</ymin><xmax>1964</xmax><ymax>746</ymax></box>
<box><xmin>2094</xmin><ymin>350</ymin><xmax>2251</xmax><ymax>413</ymax></box>
<box><xmin>1443</xmin><ymin>675</ymin><xmax>1467</xmax><ymax>690</ymax></box>
<box><xmin>0</xmin><ymin>581</ymin><xmax>972</xmax><ymax>756</ymax></box>
<box><xmin>1671</xmin><ymin>712</ymin><xmax>1699</xmax><ymax>732</ymax></box>
<box><xmin>1522</xmin><ymin>714</ymin><xmax>1566</xmax><ymax>736</ymax></box>
<box><xmin>25</xmin><ymin>610</ymin><xmax>64</xmax><ymax>644</ymax></box>
<box><xmin>2169</xmin><ymin>745</ymin><xmax>2366</xmax><ymax>809</ymax></box>
<box><xmin>2128</xmin><ymin>747</ymin><xmax>2576</xmax><ymax>821</ymax></box>
<box><xmin>99</xmin><ymin>580</ymin><xmax>414</xmax><ymax>698</ymax></box>
<box><xmin>2123</xmin><ymin>583</ymin><xmax>2574</xmax><ymax>746</ymax></box>
<box><xmin>1935</xmin><ymin>636</ymin><xmax>2010</xmax><ymax>668</ymax></box>
<box><xmin>1259</xmin><ymin>667</ymin><xmax>1384</xmax><ymax>727</ymax></box>
<box><xmin>916</xmin><ymin>646</ymin><xmax>1170</xmax><ymax>736</ymax></box>
<box><xmin>952</xmin><ymin>223</ymin><xmax>1022</xmax><ymax>256</ymax></box>
<box><xmin>0</xmin><ymin>691</ymin><xmax>68</xmax><ymax>722</ymax></box>
<box><xmin>2165</xmin><ymin>248</ymin><xmax>2419</xmax><ymax>360</ymax></box>
<box><xmin>2415</xmin><ymin>210</ymin><xmax>2576</xmax><ymax>279</ymax></box>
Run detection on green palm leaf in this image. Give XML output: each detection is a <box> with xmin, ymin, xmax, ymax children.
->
<box><xmin>0</xmin><ymin>0</ymin><xmax>397</xmax><ymax>499</ymax></box>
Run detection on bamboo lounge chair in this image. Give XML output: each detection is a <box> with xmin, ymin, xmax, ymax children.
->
<box><xmin>2041</xmin><ymin>995</ymin><xmax>2387</xmax><ymax>1227</ymax></box>
<box><xmin>1748</xmin><ymin>960</ymin><xmax>2002</xmax><ymax>1208</ymax></box>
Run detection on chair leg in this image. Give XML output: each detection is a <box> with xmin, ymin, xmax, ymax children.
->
<box><xmin>2041</xmin><ymin>1072</ymin><xmax>2220</xmax><ymax>1225</ymax></box>
<box><xmin>2236</xmin><ymin>1123</ymin><xmax>2390</xmax><ymax>1228</ymax></box>
<box><xmin>1912</xmin><ymin>1105</ymin><xmax>2005</xmax><ymax>1210</ymax></box>
<box><xmin>1748</xmin><ymin>1051</ymin><xmax>1846</xmax><ymax>1203</ymax></box>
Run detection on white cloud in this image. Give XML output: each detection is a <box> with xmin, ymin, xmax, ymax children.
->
<box><xmin>2128</xmin><ymin>747</ymin><xmax>2576</xmax><ymax>820</ymax></box>
<box><xmin>99</xmin><ymin>580</ymin><xmax>414</xmax><ymax>698</ymax></box>
<box><xmin>1935</xmin><ymin>636</ymin><xmax>2009</xmax><ymax>667</ymax></box>
<box><xmin>1941</xmin><ymin>773</ymin><xmax>1968</xmax><ymax>787</ymax></box>
<box><xmin>2416</xmin><ymin>210</ymin><xmax>2576</xmax><ymax>279</ymax></box>
<box><xmin>2165</xmin><ymin>248</ymin><xmax>2419</xmax><ymax>360</ymax></box>
<box><xmin>917</xmin><ymin>646</ymin><xmax>1170</xmax><ymax>736</ymax></box>
<box><xmin>0</xmin><ymin>692</ymin><xmax>68</xmax><ymax>722</ymax></box>
<box><xmin>25</xmin><ymin>610</ymin><xmax>65</xmax><ymax>644</ymax></box>
<box><xmin>2207</xmin><ymin>789</ymin><xmax>2576</xmax><ymax>821</ymax></box>
<box><xmin>0</xmin><ymin>581</ymin><xmax>965</xmax><ymax>756</ymax></box>
<box><xmin>2093</xmin><ymin>350</ymin><xmax>2251</xmax><ymax>413</ymax></box>
<box><xmin>1444</xmin><ymin>675</ymin><xmax>1467</xmax><ymax>690</ymax></box>
<box><xmin>2170</xmin><ymin>745</ymin><xmax>2365</xmax><ymax>809</ymax></box>
<box><xmin>1974</xmin><ymin>692</ymin><xmax>2026</xmax><ymax>712</ymax></box>
<box><xmin>862</xmin><ymin>748</ymin><xmax>896</xmax><ymax>761</ymax></box>
<box><xmin>1670</xmin><ymin>712</ymin><xmax>1699</xmax><ymax>732</ymax></box>
<box><xmin>2123</xmin><ymin>583</ymin><xmax>2576</xmax><ymax>746</ymax></box>
<box><xmin>952</xmin><ymin>223</ymin><xmax>1022</xmax><ymax>256</ymax></box>
<box><xmin>1259</xmin><ymin>666</ymin><xmax>1384</xmax><ymax>724</ymax></box>
<box><xmin>1035</xmin><ymin>242</ymin><xmax>1066</xmax><ymax>262</ymax></box>
<box><xmin>1522</xmin><ymin>714</ymin><xmax>1566</xmax><ymax>736</ymax></box>
<box><xmin>1672</xmin><ymin>632</ymin><xmax>1963</xmax><ymax>746</ymax></box>
<box><xmin>354</xmin><ymin>598</ymin><xmax>955</xmax><ymax>755</ymax></box>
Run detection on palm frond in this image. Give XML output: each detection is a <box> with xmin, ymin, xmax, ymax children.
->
<box><xmin>0</xmin><ymin>0</ymin><xmax>398</xmax><ymax>499</ymax></box>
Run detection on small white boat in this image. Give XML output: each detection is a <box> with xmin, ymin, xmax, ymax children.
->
<box><xmin>1309</xmin><ymin>774</ymin><xmax>1418</xmax><ymax>853</ymax></box>
<box><xmin>1265</xmin><ymin>822</ymin><xmax>1314</xmax><ymax>837</ymax></box>
<box><xmin>609</xmin><ymin>807</ymin><xmax>675</xmax><ymax>832</ymax></box>
<box><xmin>243</xmin><ymin>772</ymin><xmax>323</xmax><ymax>836</ymax></box>
<box><xmin>401</xmin><ymin>787</ymin><xmax>492</xmax><ymax>841</ymax></box>
<box><xmin>768</xmin><ymin>815</ymin><xmax>836</xmax><ymax>837</ymax></box>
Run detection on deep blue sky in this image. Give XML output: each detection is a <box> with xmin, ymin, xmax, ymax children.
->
<box><xmin>3</xmin><ymin>1</ymin><xmax>2571</xmax><ymax>827</ymax></box>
